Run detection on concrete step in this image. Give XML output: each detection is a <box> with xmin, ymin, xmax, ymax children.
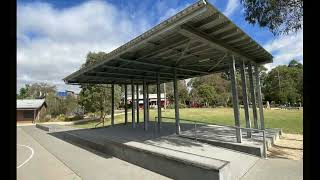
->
<box><xmin>49</xmin><ymin>129</ymin><xmax>232</xmax><ymax>180</ymax></box>
<box><xmin>179</xmin><ymin>125</ymin><xmax>282</xmax><ymax>157</ymax></box>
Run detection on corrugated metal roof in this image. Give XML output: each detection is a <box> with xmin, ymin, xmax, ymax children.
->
<box><xmin>64</xmin><ymin>0</ymin><xmax>272</xmax><ymax>85</ymax></box>
<box><xmin>17</xmin><ymin>99</ymin><xmax>46</xmax><ymax>109</ymax></box>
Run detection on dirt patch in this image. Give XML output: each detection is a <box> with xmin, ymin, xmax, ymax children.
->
<box><xmin>267</xmin><ymin>133</ymin><xmax>303</xmax><ymax>160</ymax></box>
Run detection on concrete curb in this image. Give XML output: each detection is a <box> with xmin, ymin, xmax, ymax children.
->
<box><xmin>36</xmin><ymin>124</ymin><xmax>50</xmax><ymax>131</ymax></box>
<box><xmin>39</xmin><ymin>112</ymin><xmax>129</xmax><ymax>125</ymax></box>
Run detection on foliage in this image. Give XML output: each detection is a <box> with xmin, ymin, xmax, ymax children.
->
<box><xmin>18</xmin><ymin>83</ymin><xmax>56</xmax><ymax>99</ymax></box>
<box><xmin>263</xmin><ymin>60</ymin><xmax>303</xmax><ymax>104</ymax></box>
<box><xmin>241</xmin><ymin>0</ymin><xmax>303</xmax><ymax>35</ymax></box>
<box><xmin>78</xmin><ymin>52</ymin><xmax>122</xmax><ymax>121</ymax></box>
<box><xmin>188</xmin><ymin>73</ymin><xmax>231</xmax><ymax>107</ymax></box>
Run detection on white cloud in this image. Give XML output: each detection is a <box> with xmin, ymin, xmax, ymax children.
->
<box><xmin>17</xmin><ymin>1</ymin><xmax>151</xmax><ymax>93</ymax></box>
<box><xmin>263</xmin><ymin>30</ymin><xmax>303</xmax><ymax>71</ymax></box>
<box><xmin>223</xmin><ymin>0</ymin><xmax>239</xmax><ymax>17</ymax></box>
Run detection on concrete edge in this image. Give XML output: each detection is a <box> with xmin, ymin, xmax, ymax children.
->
<box><xmin>36</xmin><ymin>124</ymin><xmax>50</xmax><ymax>131</ymax></box>
<box><xmin>179</xmin><ymin>135</ymin><xmax>263</xmax><ymax>157</ymax></box>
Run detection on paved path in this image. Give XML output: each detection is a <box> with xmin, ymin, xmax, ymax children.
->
<box><xmin>17</xmin><ymin>126</ymin><xmax>81</xmax><ymax>180</ymax></box>
<box><xmin>20</xmin><ymin>126</ymin><xmax>170</xmax><ymax>180</ymax></box>
<box><xmin>240</xmin><ymin>158</ymin><xmax>303</xmax><ymax>180</ymax></box>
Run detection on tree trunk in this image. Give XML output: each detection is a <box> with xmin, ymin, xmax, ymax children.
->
<box><xmin>100</xmin><ymin>110</ymin><xmax>104</xmax><ymax>127</ymax></box>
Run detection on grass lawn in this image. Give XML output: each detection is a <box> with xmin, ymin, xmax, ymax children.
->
<box><xmin>71</xmin><ymin>108</ymin><xmax>303</xmax><ymax>134</ymax></box>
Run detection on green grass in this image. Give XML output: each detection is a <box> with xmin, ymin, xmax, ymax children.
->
<box><xmin>71</xmin><ymin>108</ymin><xmax>303</xmax><ymax>134</ymax></box>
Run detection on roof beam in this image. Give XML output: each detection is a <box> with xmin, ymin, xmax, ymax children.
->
<box><xmin>204</xmin><ymin>21</ymin><xmax>231</xmax><ymax>34</ymax></box>
<box><xmin>100</xmin><ymin>65</ymin><xmax>191</xmax><ymax>77</ymax></box>
<box><xmin>175</xmin><ymin>40</ymin><xmax>192</xmax><ymax>65</ymax></box>
<box><xmin>214</xmin><ymin>28</ymin><xmax>238</xmax><ymax>39</ymax></box>
<box><xmin>208</xmin><ymin>53</ymin><xmax>228</xmax><ymax>71</ymax></box>
<box><xmin>116</xmin><ymin>57</ymin><xmax>210</xmax><ymax>75</ymax></box>
<box><xmin>179</xmin><ymin>24</ymin><xmax>253</xmax><ymax>62</ymax></box>
<box><xmin>91</xmin><ymin>72</ymin><xmax>174</xmax><ymax>80</ymax></box>
<box><xmin>83</xmin><ymin>75</ymin><xmax>158</xmax><ymax>83</ymax></box>
<box><xmin>192</xmin><ymin>13</ymin><xmax>220</xmax><ymax>28</ymax></box>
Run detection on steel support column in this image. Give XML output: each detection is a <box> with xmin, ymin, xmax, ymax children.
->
<box><xmin>131</xmin><ymin>81</ymin><xmax>135</xmax><ymax>128</ymax></box>
<box><xmin>136</xmin><ymin>84</ymin><xmax>139</xmax><ymax>124</ymax></box>
<box><xmin>248</xmin><ymin>63</ymin><xmax>259</xmax><ymax>129</ymax></box>
<box><xmin>230</xmin><ymin>56</ymin><xmax>242</xmax><ymax>143</ymax></box>
<box><xmin>146</xmin><ymin>84</ymin><xmax>150</xmax><ymax>123</ymax></box>
<box><xmin>240</xmin><ymin>60</ymin><xmax>251</xmax><ymax>138</ymax></box>
<box><xmin>111</xmin><ymin>83</ymin><xmax>115</xmax><ymax>126</ymax></box>
<box><xmin>255</xmin><ymin>65</ymin><xmax>265</xmax><ymax>130</ymax></box>
<box><xmin>157</xmin><ymin>73</ymin><xmax>161</xmax><ymax>133</ymax></box>
<box><xmin>143</xmin><ymin>79</ymin><xmax>148</xmax><ymax>131</ymax></box>
<box><xmin>173</xmin><ymin>69</ymin><xmax>180</xmax><ymax>134</ymax></box>
<box><xmin>124</xmin><ymin>85</ymin><xmax>128</xmax><ymax>125</ymax></box>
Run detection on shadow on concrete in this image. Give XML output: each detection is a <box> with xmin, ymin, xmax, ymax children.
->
<box><xmin>47</xmin><ymin>121</ymin><xmax>206</xmax><ymax>150</ymax></box>
<box><xmin>48</xmin><ymin>129</ymin><xmax>113</xmax><ymax>160</ymax></box>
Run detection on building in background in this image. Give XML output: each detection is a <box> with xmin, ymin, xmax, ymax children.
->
<box><xmin>125</xmin><ymin>93</ymin><xmax>168</xmax><ymax>108</ymax></box>
<box><xmin>56</xmin><ymin>90</ymin><xmax>78</xmax><ymax>99</ymax></box>
<box><xmin>16</xmin><ymin>99</ymin><xmax>47</xmax><ymax>123</ymax></box>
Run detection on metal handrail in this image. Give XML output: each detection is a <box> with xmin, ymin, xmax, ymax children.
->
<box><xmin>156</xmin><ymin>116</ymin><xmax>268</xmax><ymax>158</ymax></box>
<box><xmin>94</xmin><ymin>120</ymin><xmax>104</xmax><ymax>128</ymax></box>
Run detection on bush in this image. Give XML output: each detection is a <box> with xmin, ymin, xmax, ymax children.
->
<box><xmin>56</xmin><ymin>114</ymin><xmax>66</xmax><ymax>121</ymax></box>
<box><xmin>65</xmin><ymin>114</ymin><xmax>84</xmax><ymax>121</ymax></box>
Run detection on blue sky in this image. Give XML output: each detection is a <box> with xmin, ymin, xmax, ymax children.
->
<box><xmin>17</xmin><ymin>0</ymin><xmax>303</xmax><ymax>93</ymax></box>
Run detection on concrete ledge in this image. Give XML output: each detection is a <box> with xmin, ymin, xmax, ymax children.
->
<box><xmin>51</xmin><ymin>130</ymin><xmax>231</xmax><ymax>180</ymax></box>
<box><xmin>180</xmin><ymin>135</ymin><xmax>263</xmax><ymax>157</ymax></box>
<box><xmin>36</xmin><ymin>124</ymin><xmax>50</xmax><ymax>131</ymax></box>
<box><xmin>179</xmin><ymin>128</ymin><xmax>282</xmax><ymax>157</ymax></box>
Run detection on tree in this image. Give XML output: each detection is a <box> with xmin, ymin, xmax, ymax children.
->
<box><xmin>197</xmin><ymin>84</ymin><xmax>216</xmax><ymax>107</ymax></box>
<box><xmin>263</xmin><ymin>61</ymin><xmax>303</xmax><ymax>104</ymax></box>
<box><xmin>17</xmin><ymin>86</ymin><xmax>29</xmax><ymax>99</ymax></box>
<box><xmin>188</xmin><ymin>73</ymin><xmax>231</xmax><ymax>107</ymax></box>
<box><xmin>241</xmin><ymin>0</ymin><xmax>303</xmax><ymax>35</ymax></box>
<box><xmin>17</xmin><ymin>83</ymin><xmax>56</xmax><ymax>99</ymax></box>
<box><xmin>288</xmin><ymin>59</ymin><xmax>302</xmax><ymax>68</ymax></box>
<box><xmin>78</xmin><ymin>52</ymin><xmax>122</xmax><ymax>124</ymax></box>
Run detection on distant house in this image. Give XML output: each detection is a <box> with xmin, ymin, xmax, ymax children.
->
<box><xmin>125</xmin><ymin>93</ymin><xmax>169</xmax><ymax>108</ymax></box>
<box><xmin>16</xmin><ymin>99</ymin><xmax>47</xmax><ymax>123</ymax></box>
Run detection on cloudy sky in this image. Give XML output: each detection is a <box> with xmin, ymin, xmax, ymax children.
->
<box><xmin>17</xmin><ymin>0</ymin><xmax>303</xmax><ymax>93</ymax></box>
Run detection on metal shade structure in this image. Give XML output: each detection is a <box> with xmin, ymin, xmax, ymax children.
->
<box><xmin>63</xmin><ymin>0</ymin><xmax>272</xmax><ymax>85</ymax></box>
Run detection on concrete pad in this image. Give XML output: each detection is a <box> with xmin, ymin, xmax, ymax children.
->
<box><xmin>17</xmin><ymin>127</ymin><xmax>81</xmax><ymax>180</ymax></box>
<box><xmin>37</xmin><ymin>123</ymin><xmax>262</xmax><ymax>179</ymax></box>
<box><xmin>240</xmin><ymin>158</ymin><xmax>303</xmax><ymax>180</ymax></box>
<box><xmin>21</xmin><ymin>126</ymin><xmax>171</xmax><ymax>180</ymax></box>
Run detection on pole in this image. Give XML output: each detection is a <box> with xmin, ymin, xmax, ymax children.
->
<box><xmin>164</xmin><ymin>83</ymin><xmax>167</xmax><ymax>109</ymax></box>
<box><xmin>248</xmin><ymin>63</ymin><xmax>259</xmax><ymax>129</ymax></box>
<box><xmin>124</xmin><ymin>84</ymin><xmax>128</xmax><ymax>125</ymax></box>
<box><xmin>131</xmin><ymin>80</ymin><xmax>135</xmax><ymax>128</ymax></box>
<box><xmin>240</xmin><ymin>60</ymin><xmax>251</xmax><ymax>138</ymax></box>
<box><xmin>157</xmin><ymin>73</ymin><xmax>161</xmax><ymax>133</ymax></box>
<box><xmin>143</xmin><ymin>79</ymin><xmax>148</xmax><ymax>130</ymax></box>
<box><xmin>173</xmin><ymin>68</ymin><xmax>180</xmax><ymax>134</ymax></box>
<box><xmin>111</xmin><ymin>83</ymin><xmax>115</xmax><ymax>126</ymax></box>
<box><xmin>136</xmin><ymin>84</ymin><xmax>139</xmax><ymax>124</ymax></box>
<box><xmin>230</xmin><ymin>56</ymin><xmax>242</xmax><ymax>143</ymax></box>
<box><xmin>255</xmin><ymin>65</ymin><xmax>265</xmax><ymax>130</ymax></box>
<box><xmin>146</xmin><ymin>84</ymin><xmax>150</xmax><ymax>123</ymax></box>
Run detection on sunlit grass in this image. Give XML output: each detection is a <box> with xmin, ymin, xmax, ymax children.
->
<box><xmin>71</xmin><ymin>108</ymin><xmax>303</xmax><ymax>134</ymax></box>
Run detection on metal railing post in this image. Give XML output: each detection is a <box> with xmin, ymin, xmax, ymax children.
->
<box><xmin>262</xmin><ymin>130</ymin><xmax>267</xmax><ymax>159</ymax></box>
<box><xmin>194</xmin><ymin>122</ymin><xmax>197</xmax><ymax>141</ymax></box>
